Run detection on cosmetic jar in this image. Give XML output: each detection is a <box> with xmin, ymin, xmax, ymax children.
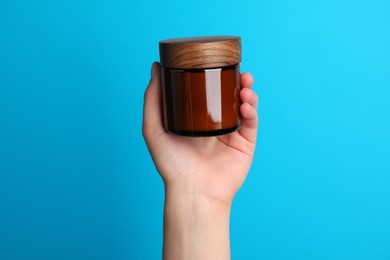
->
<box><xmin>159</xmin><ymin>36</ymin><xmax>242</xmax><ymax>136</ymax></box>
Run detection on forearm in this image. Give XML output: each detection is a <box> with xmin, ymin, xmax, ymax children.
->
<box><xmin>163</xmin><ymin>185</ymin><xmax>231</xmax><ymax>260</ymax></box>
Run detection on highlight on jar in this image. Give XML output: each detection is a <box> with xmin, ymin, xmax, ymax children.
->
<box><xmin>159</xmin><ymin>36</ymin><xmax>242</xmax><ymax>137</ymax></box>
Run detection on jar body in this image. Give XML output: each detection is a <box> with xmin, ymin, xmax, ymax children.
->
<box><xmin>161</xmin><ymin>64</ymin><xmax>241</xmax><ymax>137</ymax></box>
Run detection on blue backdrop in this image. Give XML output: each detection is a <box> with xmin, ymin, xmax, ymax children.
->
<box><xmin>1</xmin><ymin>0</ymin><xmax>390</xmax><ymax>259</ymax></box>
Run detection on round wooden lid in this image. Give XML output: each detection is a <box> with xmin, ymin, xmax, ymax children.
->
<box><xmin>159</xmin><ymin>36</ymin><xmax>241</xmax><ymax>69</ymax></box>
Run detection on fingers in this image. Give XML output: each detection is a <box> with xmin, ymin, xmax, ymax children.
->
<box><xmin>238</xmin><ymin>73</ymin><xmax>258</xmax><ymax>143</ymax></box>
<box><xmin>240</xmin><ymin>88</ymin><xmax>258</xmax><ymax>109</ymax></box>
<box><xmin>142</xmin><ymin>62</ymin><xmax>165</xmax><ymax>141</ymax></box>
<box><xmin>240</xmin><ymin>72</ymin><xmax>254</xmax><ymax>89</ymax></box>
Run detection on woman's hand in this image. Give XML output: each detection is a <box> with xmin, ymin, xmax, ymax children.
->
<box><xmin>143</xmin><ymin>62</ymin><xmax>258</xmax><ymax>206</ymax></box>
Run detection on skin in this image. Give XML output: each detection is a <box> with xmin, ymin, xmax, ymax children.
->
<box><xmin>142</xmin><ymin>62</ymin><xmax>258</xmax><ymax>260</ymax></box>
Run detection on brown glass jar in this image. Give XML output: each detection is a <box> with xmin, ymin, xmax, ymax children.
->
<box><xmin>159</xmin><ymin>36</ymin><xmax>242</xmax><ymax>137</ymax></box>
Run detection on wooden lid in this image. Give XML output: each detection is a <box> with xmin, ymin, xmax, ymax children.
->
<box><xmin>159</xmin><ymin>36</ymin><xmax>241</xmax><ymax>69</ymax></box>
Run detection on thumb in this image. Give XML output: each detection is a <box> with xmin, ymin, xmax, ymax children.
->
<box><xmin>142</xmin><ymin>62</ymin><xmax>165</xmax><ymax>141</ymax></box>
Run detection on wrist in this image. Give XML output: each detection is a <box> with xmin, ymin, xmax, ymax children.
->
<box><xmin>164</xmin><ymin>185</ymin><xmax>232</xmax><ymax>218</ymax></box>
<box><xmin>163</xmin><ymin>176</ymin><xmax>235</xmax><ymax>208</ymax></box>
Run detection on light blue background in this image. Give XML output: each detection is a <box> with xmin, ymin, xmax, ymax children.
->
<box><xmin>1</xmin><ymin>0</ymin><xmax>390</xmax><ymax>259</ymax></box>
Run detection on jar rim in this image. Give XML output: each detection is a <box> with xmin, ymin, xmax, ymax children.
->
<box><xmin>159</xmin><ymin>36</ymin><xmax>241</xmax><ymax>69</ymax></box>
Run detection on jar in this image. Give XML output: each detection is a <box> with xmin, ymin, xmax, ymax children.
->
<box><xmin>159</xmin><ymin>36</ymin><xmax>242</xmax><ymax>137</ymax></box>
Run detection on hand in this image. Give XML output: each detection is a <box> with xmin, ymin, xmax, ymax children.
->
<box><xmin>142</xmin><ymin>62</ymin><xmax>258</xmax><ymax>260</ymax></box>
<box><xmin>143</xmin><ymin>62</ymin><xmax>258</xmax><ymax>206</ymax></box>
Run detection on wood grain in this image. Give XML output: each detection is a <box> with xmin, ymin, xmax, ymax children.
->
<box><xmin>159</xmin><ymin>36</ymin><xmax>241</xmax><ymax>69</ymax></box>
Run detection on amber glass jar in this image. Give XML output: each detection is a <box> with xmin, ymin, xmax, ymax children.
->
<box><xmin>159</xmin><ymin>36</ymin><xmax>242</xmax><ymax>137</ymax></box>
